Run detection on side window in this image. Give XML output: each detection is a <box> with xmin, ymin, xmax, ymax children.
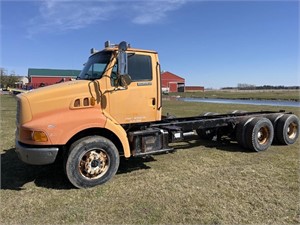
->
<box><xmin>110</xmin><ymin>63</ymin><xmax>118</xmax><ymax>86</ymax></box>
<box><xmin>128</xmin><ymin>55</ymin><xmax>152</xmax><ymax>81</ymax></box>
<box><xmin>85</xmin><ymin>63</ymin><xmax>106</xmax><ymax>80</ymax></box>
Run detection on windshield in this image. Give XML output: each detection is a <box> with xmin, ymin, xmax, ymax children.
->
<box><xmin>78</xmin><ymin>51</ymin><xmax>112</xmax><ymax>80</ymax></box>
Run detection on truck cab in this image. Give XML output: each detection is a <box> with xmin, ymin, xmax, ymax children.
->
<box><xmin>15</xmin><ymin>41</ymin><xmax>164</xmax><ymax>188</ymax></box>
<box><xmin>84</xmin><ymin>42</ymin><xmax>162</xmax><ymax>124</ymax></box>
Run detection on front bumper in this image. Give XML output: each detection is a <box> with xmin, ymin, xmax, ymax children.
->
<box><xmin>15</xmin><ymin>141</ymin><xmax>59</xmax><ymax>165</ymax></box>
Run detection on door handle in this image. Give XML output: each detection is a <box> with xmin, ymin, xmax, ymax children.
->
<box><xmin>152</xmin><ymin>98</ymin><xmax>156</xmax><ymax>106</ymax></box>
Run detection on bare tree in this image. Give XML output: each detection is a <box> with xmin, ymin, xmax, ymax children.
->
<box><xmin>0</xmin><ymin>68</ymin><xmax>21</xmax><ymax>88</ymax></box>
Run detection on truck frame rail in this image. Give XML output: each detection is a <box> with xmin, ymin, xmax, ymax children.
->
<box><xmin>127</xmin><ymin>110</ymin><xmax>299</xmax><ymax>156</ymax></box>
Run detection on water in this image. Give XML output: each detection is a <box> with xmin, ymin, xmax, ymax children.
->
<box><xmin>178</xmin><ymin>97</ymin><xmax>300</xmax><ymax>108</ymax></box>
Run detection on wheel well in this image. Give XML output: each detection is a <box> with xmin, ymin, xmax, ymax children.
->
<box><xmin>64</xmin><ymin>128</ymin><xmax>124</xmax><ymax>156</ymax></box>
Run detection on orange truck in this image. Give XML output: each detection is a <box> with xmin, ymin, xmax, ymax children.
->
<box><xmin>15</xmin><ymin>41</ymin><xmax>300</xmax><ymax>188</ymax></box>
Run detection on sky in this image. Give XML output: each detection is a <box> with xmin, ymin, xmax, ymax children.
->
<box><xmin>1</xmin><ymin>0</ymin><xmax>299</xmax><ymax>89</ymax></box>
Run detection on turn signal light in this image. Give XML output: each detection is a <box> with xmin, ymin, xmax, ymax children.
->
<box><xmin>90</xmin><ymin>97</ymin><xmax>96</xmax><ymax>106</ymax></box>
<box><xmin>32</xmin><ymin>131</ymin><xmax>48</xmax><ymax>142</ymax></box>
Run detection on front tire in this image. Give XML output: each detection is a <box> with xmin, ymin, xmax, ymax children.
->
<box><xmin>65</xmin><ymin>136</ymin><xmax>120</xmax><ymax>188</ymax></box>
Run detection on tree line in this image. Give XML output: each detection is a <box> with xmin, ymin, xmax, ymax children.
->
<box><xmin>0</xmin><ymin>68</ymin><xmax>22</xmax><ymax>89</ymax></box>
<box><xmin>222</xmin><ymin>83</ymin><xmax>300</xmax><ymax>90</ymax></box>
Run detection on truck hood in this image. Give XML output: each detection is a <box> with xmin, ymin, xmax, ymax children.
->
<box><xmin>21</xmin><ymin>80</ymin><xmax>97</xmax><ymax>120</ymax></box>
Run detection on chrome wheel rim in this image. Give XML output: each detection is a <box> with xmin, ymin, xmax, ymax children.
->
<box><xmin>287</xmin><ymin>122</ymin><xmax>298</xmax><ymax>139</ymax></box>
<box><xmin>257</xmin><ymin>126</ymin><xmax>269</xmax><ymax>145</ymax></box>
<box><xmin>79</xmin><ymin>149</ymin><xmax>109</xmax><ymax>179</ymax></box>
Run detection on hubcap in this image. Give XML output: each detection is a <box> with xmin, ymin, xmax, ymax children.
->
<box><xmin>257</xmin><ymin>126</ymin><xmax>269</xmax><ymax>145</ymax></box>
<box><xmin>287</xmin><ymin>122</ymin><xmax>298</xmax><ymax>139</ymax></box>
<box><xmin>79</xmin><ymin>149</ymin><xmax>109</xmax><ymax>179</ymax></box>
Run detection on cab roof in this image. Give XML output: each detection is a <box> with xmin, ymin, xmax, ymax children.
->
<box><xmin>104</xmin><ymin>46</ymin><xmax>157</xmax><ymax>54</ymax></box>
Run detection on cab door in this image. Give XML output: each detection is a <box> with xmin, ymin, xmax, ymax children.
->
<box><xmin>107</xmin><ymin>52</ymin><xmax>159</xmax><ymax>124</ymax></box>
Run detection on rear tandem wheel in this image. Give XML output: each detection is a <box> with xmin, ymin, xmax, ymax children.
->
<box><xmin>236</xmin><ymin>117</ymin><xmax>255</xmax><ymax>148</ymax></box>
<box><xmin>244</xmin><ymin>117</ymin><xmax>274</xmax><ymax>152</ymax></box>
<box><xmin>276</xmin><ymin>114</ymin><xmax>299</xmax><ymax>145</ymax></box>
<box><xmin>236</xmin><ymin>117</ymin><xmax>274</xmax><ymax>152</ymax></box>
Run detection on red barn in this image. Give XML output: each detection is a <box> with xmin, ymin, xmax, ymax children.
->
<box><xmin>28</xmin><ymin>68</ymin><xmax>81</xmax><ymax>88</ymax></box>
<box><xmin>161</xmin><ymin>71</ymin><xmax>185</xmax><ymax>93</ymax></box>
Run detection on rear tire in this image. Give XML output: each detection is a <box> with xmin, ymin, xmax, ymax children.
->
<box><xmin>265</xmin><ymin>113</ymin><xmax>284</xmax><ymax>143</ymax></box>
<box><xmin>236</xmin><ymin>117</ymin><xmax>254</xmax><ymax>148</ymax></box>
<box><xmin>65</xmin><ymin>136</ymin><xmax>120</xmax><ymax>189</ymax></box>
<box><xmin>245</xmin><ymin>117</ymin><xmax>274</xmax><ymax>152</ymax></box>
<box><xmin>276</xmin><ymin>114</ymin><xmax>299</xmax><ymax>145</ymax></box>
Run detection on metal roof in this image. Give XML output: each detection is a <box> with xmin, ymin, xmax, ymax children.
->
<box><xmin>28</xmin><ymin>68</ymin><xmax>81</xmax><ymax>77</ymax></box>
<box><xmin>161</xmin><ymin>71</ymin><xmax>185</xmax><ymax>81</ymax></box>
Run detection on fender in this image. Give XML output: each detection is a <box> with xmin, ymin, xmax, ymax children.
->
<box><xmin>104</xmin><ymin>116</ymin><xmax>131</xmax><ymax>158</ymax></box>
<box><xmin>19</xmin><ymin>107</ymin><xmax>131</xmax><ymax>157</ymax></box>
<box><xmin>19</xmin><ymin>108</ymin><xmax>107</xmax><ymax>145</ymax></box>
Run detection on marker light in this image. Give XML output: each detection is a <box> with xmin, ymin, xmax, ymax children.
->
<box><xmin>90</xmin><ymin>97</ymin><xmax>96</xmax><ymax>106</ymax></box>
<box><xmin>32</xmin><ymin>131</ymin><xmax>48</xmax><ymax>142</ymax></box>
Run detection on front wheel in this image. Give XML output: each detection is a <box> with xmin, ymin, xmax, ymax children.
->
<box><xmin>65</xmin><ymin>136</ymin><xmax>120</xmax><ymax>188</ymax></box>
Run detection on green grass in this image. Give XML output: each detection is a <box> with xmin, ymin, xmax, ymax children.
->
<box><xmin>169</xmin><ymin>89</ymin><xmax>300</xmax><ymax>101</ymax></box>
<box><xmin>1</xmin><ymin>94</ymin><xmax>300</xmax><ymax>224</ymax></box>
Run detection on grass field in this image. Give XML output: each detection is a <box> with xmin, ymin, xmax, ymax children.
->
<box><xmin>1</xmin><ymin>94</ymin><xmax>300</xmax><ymax>224</ymax></box>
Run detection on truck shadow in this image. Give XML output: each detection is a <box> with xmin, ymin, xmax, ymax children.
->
<box><xmin>1</xmin><ymin>141</ymin><xmax>248</xmax><ymax>191</ymax></box>
<box><xmin>1</xmin><ymin>148</ymin><xmax>73</xmax><ymax>190</ymax></box>
<box><xmin>1</xmin><ymin>148</ymin><xmax>154</xmax><ymax>190</ymax></box>
<box><xmin>174</xmin><ymin>138</ymin><xmax>253</xmax><ymax>153</ymax></box>
<box><xmin>118</xmin><ymin>156</ymin><xmax>154</xmax><ymax>174</ymax></box>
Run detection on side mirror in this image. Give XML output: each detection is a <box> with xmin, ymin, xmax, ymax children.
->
<box><xmin>120</xmin><ymin>74</ymin><xmax>132</xmax><ymax>88</ymax></box>
<box><xmin>117</xmin><ymin>41</ymin><xmax>131</xmax><ymax>88</ymax></box>
<box><xmin>118</xmin><ymin>41</ymin><xmax>128</xmax><ymax>76</ymax></box>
